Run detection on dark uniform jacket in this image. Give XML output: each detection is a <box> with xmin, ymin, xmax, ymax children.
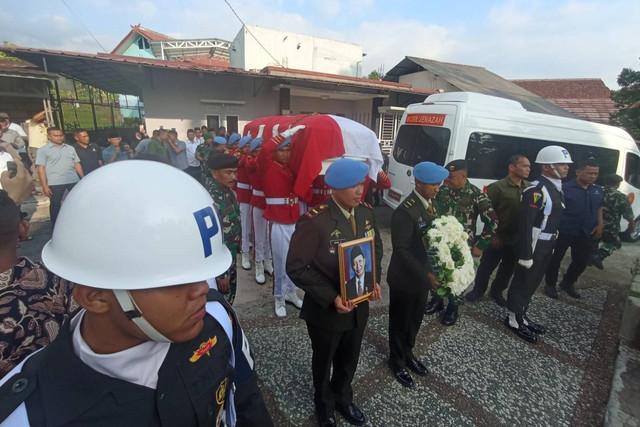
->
<box><xmin>387</xmin><ymin>191</ymin><xmax>435</xmax><ymax>294</ymax></box>
<box><xmin>517</xmin><ymin>175</ymin><xmax>565</xmax><ymax>261</ymax></box>
<box><xmin>286</xmin><ymin>198</ymin><xmax>382</xmax><ymax>332</ymax></box>
<box><xmin>0</xmin><ymin>292</ymin><xmax>272</xmax><ymax>427</ymax></box>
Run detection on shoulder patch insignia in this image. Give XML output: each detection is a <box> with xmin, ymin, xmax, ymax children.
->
<box><xmin>306</xmin><ymin>204</ymin><xmax>328</xmax><ymax>217</ymax></box>
<box><xmin>532</xmin><ymin>192</ymin><xmax>542</xmax><ymax>204</ymax></box>
<box><xmin>216</xmin><ymin>378</ymin><xmax>227</xmax><ymax>405</ymax></box>
<box><xmin>189</xmin><ymin>336</ymin><xmax>217</xmax><ymax>362</ymax></box>
<box><xmin>359</xmin><ymin>201</ymin><xmax>373</xmax><ymax>210</ymax></box>
<box><xmin>403</xmin><ymin>199</ymin><xmax>415</xmax><ymax>208</ymax></box>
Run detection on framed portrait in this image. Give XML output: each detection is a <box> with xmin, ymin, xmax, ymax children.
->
<box><xmin>338</xmin><ymin>236</ymin><xmax>376</xmax><ymax>305</ymax></box>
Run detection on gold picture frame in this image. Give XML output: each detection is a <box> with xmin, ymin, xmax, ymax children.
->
<box><xmin>339</xmin><ymin>236</ymin><xmax>376</xmax><ymax>305</ymax></box>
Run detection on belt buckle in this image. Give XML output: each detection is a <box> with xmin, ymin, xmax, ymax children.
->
<box><xmin>288</xmin><ymin>197</ymin><xmax>295</xmax><ymax>206</ymax></box>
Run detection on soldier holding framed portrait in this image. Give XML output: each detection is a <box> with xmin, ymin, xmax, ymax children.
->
<box><xmin>287</xmin><ymin>158</ymin><xmax>382</xmax><ymax>427</ymax></box>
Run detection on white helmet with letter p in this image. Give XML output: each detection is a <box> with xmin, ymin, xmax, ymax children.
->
<box><xmin>535</xmin><ymin>145</ymin><xmax>573</xmax><ymax>164</ymax></box>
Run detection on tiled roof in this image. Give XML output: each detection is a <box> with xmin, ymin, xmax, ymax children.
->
<box><xmin>0</xmin><ymin>58</ymin><xmax>58</xmax><ymax>80</ymax></box>
<box><xmin>511</xmin><ymin>79</ymin><xmax>616</xmax><ymax>124</ymax></box>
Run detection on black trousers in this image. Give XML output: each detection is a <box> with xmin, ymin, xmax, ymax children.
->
<box><xmin>545</xmin><ymin>233</ymin><xmax>591</xmax><ymax>288</ymax></box>
<box><xmin>48</xmin><ymin>183</ymin><xmax>76</xmax><ymax>227</ymax></box>
<box><xmin>472</xmin><ymin>244</ymin><xmax>517</xmax><ymax>296</ymax></box>
<box><xmin>306</xmin><ymin>321</ymin><xmax>365</xmax><ymax>417</ymax></box>
<box><xmin>388</xmin><ymin>286</ymin><xmax>428</xmax><ymax>370</ymax></box>
<box><xmin>185</xmin><ymin>166</ymin><xmax>202</xmax><ymax>184</ymax></box>
<box><xmin>506</xmin><ymin>239</ymin><xmax>556</xmax><ymax>315</ymax></box>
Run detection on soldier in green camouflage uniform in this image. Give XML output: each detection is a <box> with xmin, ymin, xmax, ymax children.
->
<box><xmin>426</xmin><ymin>159</ymin><xmax>498</xmax><ymax>326</ymax></box>
<box><xmin>196</xmin><ymin>133</ymin><xmax>216</xmax><ymax>188</ymax></box>
<box><xmin>592</xmin><ymin>174</ymin><xmax>635</xmax><ymax>269</ymax></box>
<box><xmin>206</xmin><ymin>153</ymin><xmax>242</xmax><ymax>304</ymax></box>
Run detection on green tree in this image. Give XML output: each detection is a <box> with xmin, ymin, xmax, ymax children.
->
<box><xmin>611</xmin><ymin>66</ymin><xmax>640</xmax><ymax>140</ymax></box>
<box><xmin>368</xmin><ymin>69</ymin><xmax>384</xmax><ymax>80</ymax></box>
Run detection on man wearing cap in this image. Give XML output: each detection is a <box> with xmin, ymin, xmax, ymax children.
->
<box><xmin>236</xmin><ymin>135</ymin><xmax>254</xmax><ymax>270</ymax></box>
<box><xmin>506</xmin><ymin>145</ymin><xmax>571</xmax><ymax>343</ymax></box>
<box><xmin>259</xmin><ymin>125</ymin><xmax>306</xmax><ymax>317</ymax></box>
<box><xmin>287</xmin><ymin>157</ymin><xmax>382</xmax><ymax>427</ymax></box>
<box><xmin>72</xmin><ymin>129</ymin><xmax>103</xmax><ymax>175</ymax></box>
<box><xmin>387</xmin><ymin>161</ymin><xmax>448</xmax><ymax>388</ymax></box>
<box><xmin>592</xmin><ymin>173</ymin><xmax>635</xmax><ymax>269</ymax></box>
<box><xmin>544</xmin><ymin>159</ymin><xmax>603</xmax><ymax>299</ymax></box>
<box><xmin>196</xmin><ymin>132</ymin><xmax>216</xmax><ymax>184</ymax></box>
<box><xmin>35</xmin><ymin>127</ymin><xmax>84</xmax><ymax>227</ymax></box>
<box><xmin>213</xmin><ymin>136</ymin><xmax>228</xmax><ymax>154</ymax></box>
<box><xmin>246</xmin><ymin>136</ymin><xmax>274</xmax><ymax>284</ymax></box>
<box><xmin>206</xmin><ymin>153</ymin><xmax>242</xmax><ymax>305</ymax></box>
<box><xmin>227</xmin><ymin>133</ymin><xmax>242</xmax><ymax>158</ymax></box>
<box><xmin>466</xmin><ymin>154</ymin><xmax>531</xmax><ymax>305</ymax></box>
<box><xmin>184</xmin><ymin>129</ymin><xmax>202</xmax><ymax>181</ymax></box>
<box><xmin>0</xmin><ymin>161</ymin><xmax>272</xmax><ymax>426</ymax></box>
<box><xmin>430</xmin><ymin>159</ymin><xmax>498</xmax><ymax>326</ymax></box>
<box><xmin>102</xmin><ymin>131</ymin><xmax>133</xmax><ymax>164</ymax></box>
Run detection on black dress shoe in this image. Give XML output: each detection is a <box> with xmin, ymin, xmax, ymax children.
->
<box><xmin>465</xmin><ymin>289</ymin><xmax>482</xmax><ymax>302</ymax></box>
<box><xmin>504</xmin><ymin>316</ymin><xmax>538</xmax><ymax>343</ymax></box>
<box><xmin>560</xmin><ymin>282</ymin><xmax>581</xmax><ymax>299</ymax></box>
<box><xmin>337</xmin><ymin>403</ymin><xmax>366</xmax><ymax>426</ymax></box>
<box><xmin>388</xmin><ymin>361</ymin><xmax>414</xmax><ymax>388</ymax></box>
<box><xmin>317</xmin><ymin>413</ymin><xmax>337</xmax><ymax>427</ymax></box>
<box><xmin>523</xmin><ymin>315</ymin><xmax>546</xmax><ymax>335</ymax></box>
<box><xmin>544</xmin><ymin>285</ymin><xmax>559</xmax><ymax>299</ymax></box>
<box><xmin>407</xmin><ymin>358</ymin><xmax>429</xmax><ymax>376</ymax></box>
<box><xmin>441</xmin><ymin>304</ymin><xmax>459</xmax><ymax>326</ymax></box>
<box><xmin>424</xmin><ymin>297</ymin><xmax>444</xmax><ymax>315</ymax></box>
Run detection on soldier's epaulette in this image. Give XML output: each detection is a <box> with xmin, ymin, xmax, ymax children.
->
<box><xmin>403</xmin><ymin>199</ymin><xmax>416</xmax><ymax>208</ymax></box>
<box><xmin>359</xmin><ymin>201</ymin><xmax>373</xmax><ymax>210</ymax></box>
<box><xmin>305</xmin><ymin>204</ymin><xmax>328</xmax><ymax>217</ymax></box>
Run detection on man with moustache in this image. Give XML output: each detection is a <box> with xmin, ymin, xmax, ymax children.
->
<box><xmin>72</xmin><ymin>129</ymin><xmax>103</xmax><ymax>175</ymax></box>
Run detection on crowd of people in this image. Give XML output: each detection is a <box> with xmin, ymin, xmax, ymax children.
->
<box><xmin>0</xmin><ymin>115</ymin><xmax>634</xmax><ymax>426</ymax></box>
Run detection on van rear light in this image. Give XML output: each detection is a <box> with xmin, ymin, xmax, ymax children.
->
<box><xmin>389</xmin><ymin>189</ymin><xmax>401</xmax><ymax>202</ymax></box>
<box><xmin>629</xmin><ymin>193</ymin><xmax>635</xmax><ymax>204</ymax></box>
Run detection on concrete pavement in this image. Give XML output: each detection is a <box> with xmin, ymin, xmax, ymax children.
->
<box><xmin>16</xmin><ymin>198</ymin><xmax>640</xmax><ymax>426</ymax></box>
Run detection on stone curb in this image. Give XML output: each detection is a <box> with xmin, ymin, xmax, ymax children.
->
<box><xmin>605</xmin><ymin>272</ymin><xmax>640</xmax><ymax>427</ymax></box>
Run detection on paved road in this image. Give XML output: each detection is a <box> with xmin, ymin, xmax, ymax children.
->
<box><xmin>18</xmin><ymin>196</ymin><xmax>638</xmax><ymax>426</ymax></box>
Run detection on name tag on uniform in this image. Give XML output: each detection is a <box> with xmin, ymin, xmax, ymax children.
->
<box><xmin>418</xmin><ymin>222</ymin><xmax>427</xmax><ymax>229</ymax></box>
<box><xmin>365</xmin><ymin>229</ymin><xmax>375</xmax><ymax>237</ymax></box>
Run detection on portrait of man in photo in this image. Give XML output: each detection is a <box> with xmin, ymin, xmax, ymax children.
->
<box><xmin>345</xmin><ymin>244</ymin><xmax>373</xmax><ymax>301</ymax></box>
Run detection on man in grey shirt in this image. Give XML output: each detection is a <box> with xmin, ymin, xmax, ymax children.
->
<box><xmin>35</xmin><ymin>127</ymin><xmax>84</xmax><ymax>227</ymax></box>
<box><xmin>167</xmin><ymin>129</ymin><xmax>188</xmax><ymax>171</ymax></box>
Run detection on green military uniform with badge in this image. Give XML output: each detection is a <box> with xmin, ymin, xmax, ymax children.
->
<box><xmin>206</xmin><ymin>154</ymin><xmax>242</xmax><ymax>305</ymax></box>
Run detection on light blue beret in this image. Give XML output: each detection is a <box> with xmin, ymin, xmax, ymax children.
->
<box><xmin>413</xmin><ymin>161</ymin><xmax>449</xmax><ymax>184</ymax></box>
<box><xmin>213</xmin><ymin>136</ymin><xmax>226</xmax><ymax>145</ymax></box>
<box><xmin>325</xmin><ymin>158</ymin><xmax>369</xmax><ymax>189</ymax></box>
<box><xmin>250</xmin><ymin>137</ymin><xmax>264</xmax><ymax>151</ymax></box>
<box><xmin>238</xmin><ymin>136</ymin><xmax>252</xmax><ymax>149</ymax></box>
<box><xmin>276</xmin><ymin>136</ymin><xmax>292</xmax><ymax>150</ymax></box>
<box><xmin>227</xmin><ymin>133</ymin><xmax>241</xmax><ymax>145</ymax></box>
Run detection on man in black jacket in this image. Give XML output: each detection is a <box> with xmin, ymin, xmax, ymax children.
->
<box><xmin>287</xmin><ymin>158</ymin><xmax>382</xmax><ymax>427</ymax></box>
<box><xmin>387</xmin><ymin>161</ymin><xmax>449</xmax><ymax>388</ymax></box>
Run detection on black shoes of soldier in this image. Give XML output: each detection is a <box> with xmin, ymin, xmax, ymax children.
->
<box><xmin>407</xmin><ymin>358</ymin><xmax>429</xmax><ymax>376</ymax></box>
<box><xmin>522</xmin><ymin>315</ymin><xmax>546</xmax><ymax>335</ymax></box>
<box><xmin>591</xmin><ymin>249</ymin><xmax>607</xmax><ymax>270</ymax></box>
<box><xmin>336</xmin><ymin>403</ymin><xmax>366</xmax><ymax>426</ymax></box>
<box><xmin>388</xmin><ymin>360</ymin><xmax>414</xmax><ymax>388</ymax></box>
<box><xmin>504</xmin><ymin>315</ymin><xmax>538</xmax><ymax>343</ymax></box>
<box><xmin>317</xmin><ymin>413</ymin><xmax>337</xmax><ymax>427</ymax></box>
<box><xmin>560</xmin><ymin>281</ymin><xmax>581</xmax><ymax>299</ymax></box>
<box><xmin>441</xmin><ymin>304</ymin><xmax>459</xmax><ymax>326</ymax></box>
<box><xmin>424</xmin><ymin>297</ymin><xmax>444</xmax><ymax>315</ymax></box>
<box><xmin>544</xmin><ymin>285</ymin><xmax>559</xmax><ymax>299</ymax></box>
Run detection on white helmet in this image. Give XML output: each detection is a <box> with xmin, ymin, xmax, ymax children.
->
<box><xmin>535</xmin><ymin>145</ymin><xmax>573</xmax><ymax>164</ymax></box>
<box><xmin>42</xmin><ymin>161</ymin><xmax>231</xmax><ymax>342</ymax></box>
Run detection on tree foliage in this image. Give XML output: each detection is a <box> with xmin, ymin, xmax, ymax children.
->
<box><xmin>367</xmin><ymin>69</ymin><xmax>384</xmax><ymax>80</ymax></box>
<box><xmin>611</xmin><ymin>66</ymin><xmax>640</xmax><ymax>140</ymax></box>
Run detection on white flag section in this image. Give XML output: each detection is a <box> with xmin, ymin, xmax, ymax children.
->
<box><xmin>329</xmin><ymin>114</ymin><xmax>383</xmax><ymax>181</ymax></box>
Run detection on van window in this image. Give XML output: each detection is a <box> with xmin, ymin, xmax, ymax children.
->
<box><xmin>625</xmin><ymin>152</ymin><xmax>640</xmax><ymax>188</ymax></box>
<box><xmin>392</xmin><ymin>125</ymin><xmax>450</xmax><ymax>167</ymax></box>
<box><xmin>465</xmin><ymin>132</ymin><xmax>619</xmax><ymax>180</ymax></box>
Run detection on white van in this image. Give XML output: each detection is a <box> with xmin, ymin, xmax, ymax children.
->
<box><xmin>383</xmin><ymin>92</ymin><xmax>640</xmax><ymax>241</ymax></box>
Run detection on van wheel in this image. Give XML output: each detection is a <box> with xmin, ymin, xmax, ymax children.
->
<box><xmin>621</xmin><ymin>216</ymin><xmax>640</xmax><ymax>242</ymax></box>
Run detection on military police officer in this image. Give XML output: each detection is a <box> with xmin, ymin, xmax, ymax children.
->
<box><xmin>429</xmin><ymin>159</ymin><xmax>498</xmax><ymax>326</ymax></box>
<box><xmin>287</xmin><ymin>158</ymin><xmax>382</xmax><ymax>427</ymax></box>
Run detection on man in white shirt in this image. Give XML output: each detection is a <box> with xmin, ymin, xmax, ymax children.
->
<box><xmin>184</xmin><ymin>128</ymin><xmax>201</xmax><ymax>181</ymax></box>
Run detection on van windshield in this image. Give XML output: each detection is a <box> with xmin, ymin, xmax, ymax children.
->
<box><xmin>392</xmin><ymin>125</ymin><xmax>450</xmax><ymax>167</ymax></box>
<box><xmin>625</xmin><ymin>152</ymin><xmax>640</xmax><ymax>188</ymax></box>
<box><xmin>466</xmin><ymin>132</ymin><xmax>619</xmax><ymax>181</ymax></box>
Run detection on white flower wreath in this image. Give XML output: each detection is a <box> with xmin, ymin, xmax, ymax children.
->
<box><xmin>426</xmin><ymin>215</ymin><xmax>475</xmax><ymax>299</ymax></box>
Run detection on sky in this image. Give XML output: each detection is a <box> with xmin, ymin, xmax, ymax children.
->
<box><xmin>1</xmin><ymin>0</ymin><xmax>638</xmax><ymax>89</ymax></box>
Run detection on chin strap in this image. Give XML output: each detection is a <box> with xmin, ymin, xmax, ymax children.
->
<box><xmin>549</xmin><ymin>164</ymin><xmax>563</xmax><ymax>179</ymax></box>
<box><xmin>113</xmin><ymin>289</ymin><xmax>173</xmax><ymax>343</ymax></box>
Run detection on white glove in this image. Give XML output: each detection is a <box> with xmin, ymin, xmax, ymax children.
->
<box><xmin>518</xmin><ymin>259</ymin><xmax>533</xmax><ymax>269</ymax></box>
<box><xmin>281</xmin><ymin>125</ymin><xmax>306</xmax><ymax>139</ymax></box>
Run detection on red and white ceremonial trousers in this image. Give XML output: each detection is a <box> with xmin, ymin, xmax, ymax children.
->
<box><xmin>252</xmin><ymin>206</ymin><xmax>271</xmax><ymax>262</ymax></box>
<box><xmin>269</xmin><ymin>221</ymin><xmax>298</xmax><ymax>298</ymax></box>
<box><xmin>240</xmin><ymin>202</ymin><xmax>252</xmax><ymax>254</ymax></box>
